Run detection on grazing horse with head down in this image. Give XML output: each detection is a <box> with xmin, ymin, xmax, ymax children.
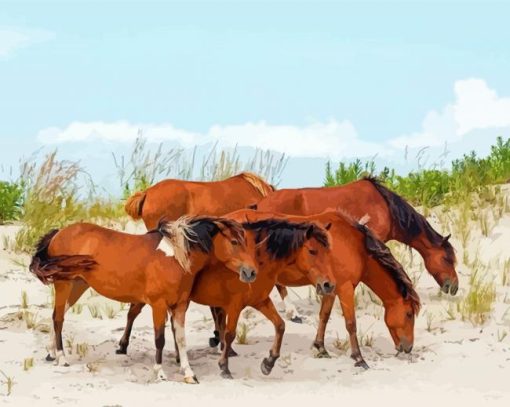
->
<box><xmin>29</xmin><ymin>216</ymin><xmax>257</xmax><ymax>384</ymax></box>
<box><xmin>124</xmin><ymin>172</ymin><xmax>274</xmax><ymax>229</ymax></box>
<box><xmin>117</xmin><ymin>211</ymin><xmax>337</xmax><ymax>379</ymax></box>
<box><xmin>209</xmin><ymin>210</ymin><xmax>421</xmax><ymax>368</ymax></box>
<box><xmin>252</xmin><ymin>177</ymin><xmax>456</xmax><ymax>321</ymax></box>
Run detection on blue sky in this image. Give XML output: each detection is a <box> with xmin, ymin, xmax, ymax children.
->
<box><xmin>1</xmin><ymin>1</ymin><xmax>510</xmax><ymax>189</ymax></box>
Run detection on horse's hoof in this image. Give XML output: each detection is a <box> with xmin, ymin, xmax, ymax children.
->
<box><xmin>115</xmin><ymin>348</ymin><xmax>127</xmax><ymax>355</ymax></box>
<box><xmin>260</xmin><ymin>358</ymin><xmax>273</xmax><ymax>376</ymax></box>
<box><xmin>290</xmin><ymin>316</ymin><xmax>303</xmax><ymax>324</ymax></box>
<box><xmin>209</xmin><ymin>336</ymin><xmax>220</xmax><ymax>348</ymax></box>
<box><xmin>315</xmin><ymin>349</ymin><xmax>331</xmax><ymax>359</ymax></box>
<box><xmin>228</xmin><ymin>348</ymin><xmax>238</xmax><ymax>357</ymax></box>
<box><xmin>184</xmin><ymin>375</ymin><xmax>199</xmax><ymax>384</ymax></box>
<box><xmin>220</xmin><ymin>371</ymin><xmax>233</xmax><ymax>379</ymax></box>
<box><xmin>355</xmin><ymin>360</ymin><xmax>369</xmax><ymax>370</ymax></box>
<box><xmin>45</xmin><ymin>354</ymin><xmax>56</xmax><ymax>362</ymax></box>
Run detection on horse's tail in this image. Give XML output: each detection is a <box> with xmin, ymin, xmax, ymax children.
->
<box><xmin>29</xmin><ymin>230</ymin><xmax>97</xmax><ymax>285</ymax></box>
<box><xmin>124</xmin><ymin>190</ymin><xmax>147</xmax><ymax>220</ymax></box>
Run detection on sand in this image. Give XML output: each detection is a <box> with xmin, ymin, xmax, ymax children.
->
<box><xmin>1</xmin><ymin>191</ymin><xmax>510</xmax><ymax>406</ymax></box>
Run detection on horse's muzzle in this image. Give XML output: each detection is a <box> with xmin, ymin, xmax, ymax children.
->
<box><xmin>397</xmin><ymin>338</ymin><xmax>413</xmax><ymax>354</ymax></box>
<box><xmin>316</xmin><ymin>281</ymin><xmax>335</xmax><ymax>295</ymax></box>
<box><xmin>239</xmin><ymin>266</ymin><xmax>257</xmax><ymax>283</ymax></box>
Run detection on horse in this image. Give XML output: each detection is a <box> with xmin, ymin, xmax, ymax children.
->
<box><xmin>29</xmin><ymin>216</ymin><xmax>257</xmax><ymax>384</ymax></box>
<box><xmin>124</xmin><ymin>172</ymin><xmax>274</xmax><ymax>229</ymax></box>
<box><xmin>116</xmin><ymin>212</ymin><xmax>337</xmax><ymax>379</ymax></box>
<box><xmin>252</xmin><ymin>177</ymin><xmax>456</xmax><ymax>321</ymax></box>
<box><xmin>210</xmin><ymin>210</ymin><xmax>421</xmax><ymax>369</ymax></box>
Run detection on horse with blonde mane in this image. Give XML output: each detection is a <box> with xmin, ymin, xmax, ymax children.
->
<box><xmin>29</xmin><ymin>216</ymin><xmax>257</xmax><ymax>384</ymax></box>
<box><xmin>124</xmin><ymin>172</ymin><xmax>274</xmax><ymax>228</ymax></box>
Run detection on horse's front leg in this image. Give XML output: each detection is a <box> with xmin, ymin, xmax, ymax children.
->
<box><xmin>313</xmin><ymin>293</ymin><xmax>335</xmax><ymax>358</ymax></box>
<box><xmin>253</xmin><ymin>297</ymin><xmax>285</xmax><ymax>375</ymax></box>
<box><xmin>338</xmin><ymin>282</ymin><xmax>368</xmax><ymax>369</ymax></box>
<box><xmin>117</xmin><ymin>303</ymin><xmax>146</xmax><ymax>354</ymax></box>
<box><xmin>150</xmin><ymin>301</ymin><xmax>168</xmax><ymax>382</ymax></box>
<box><xmin>172</xmin><ymin>301</ymin><xmax>199</xmax><ymax>384</ymax></box>
<box><xmin>218</xmin><ymin>305</ymin><xmax>242</xmax><ymax>379</ymax></box>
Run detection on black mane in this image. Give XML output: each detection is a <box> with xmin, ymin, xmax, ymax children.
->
<box><xmin>355</xmin><ymin>221</ymin><xmax>421</xmax><ymax>315</ymax></box>
<box><xmin>364</xmin><ymin>176</ymin><xmax>456</xmax><ymax>264</ymax></box>
<box><xmin>243</xmin><ymin>219</ymin><xmax>329</xmax><ymax>260</ymax></box>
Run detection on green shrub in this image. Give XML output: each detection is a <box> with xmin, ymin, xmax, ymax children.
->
<box><xmin>0</xmin><ymin>181</ymin><xmax>23</xmax><ymax>224</ymax></box>
<box><xmin>325</xmin><ymin>136</ymin><xmax>510</xmax><ymax>208</ymax></box>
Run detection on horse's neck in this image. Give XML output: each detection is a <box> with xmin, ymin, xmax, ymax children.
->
<box><xmin>189</xmin><ymin>251</ymin><xmax>210</xmax><ymax>276</ymax></box>
<box><xmin>361</xmin><ymin>257</ymin><xmax>402</xmax><ymax>306</ymax></box>
<box><xmin>406</xmin><ymin>232</ymin><xmax>433</xmax><ymax>261</ymax></box>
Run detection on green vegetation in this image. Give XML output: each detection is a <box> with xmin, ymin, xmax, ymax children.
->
<box><xmin>0</xmin><ymin>181</ymin><xmax>23</xmax><ymax>224</ymax></box>
<box><xmin>325</xmin><ymin>136</ymin><xmax>510</xmax><ymax>208</ymax></box>
<box><xmin>0</xmin><ymin>135</ymin><xmax>286</xmax><ymax>253</ymax></box>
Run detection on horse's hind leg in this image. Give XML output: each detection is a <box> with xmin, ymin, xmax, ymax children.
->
<box><xmin>277</xmin><ymin>285</ymin><xmax>303</xmax><ymax>323</ymax></box>
<box><xmin>254</xmin><ymin>298</ymin><xmax>285</xmax><ymax>376</ymax></box>
<box><xmin>117</xmin><ymin>303</ymin><xmax>146</xmax><ymax>354</ymax></box>
<box><xmin>338</xmin><ymin>282</ymin><xmax>368</xmax><ymax>369</ymax></box>
<box><xmin>313</xmin><ymin>294</ymin><xmax>335</xmax><ymax>358</ymax></box>
<box><xmin>50</xmin><ymin>281</ymin><xmax>74</xmax><ymax>366</ymax></box>
<box><xmin>208</xmin><ymin>306</ymin><xmax>221</xmax><ymax>348</ymax></box>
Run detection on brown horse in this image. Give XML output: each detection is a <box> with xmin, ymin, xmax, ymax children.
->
<box><xmin>211</xmin><ymin>210</ymin><xmax>421</xmax><ymax>368</ymax></box>
<box><xmin>117</xmin><ymin>212</ymin><xmax>337</xmax><ymax>379</ymax></box>
<box><xmin>29</xmin><ymin>216</ymin><xmax>257</xmax><ymax>384</ymax></box>
<box><xmin>124</xmin><ymin>172</ymin><xmax>273</xmax><ymax>229</ymax></box>
<box><xmin>252</xmin><ymin>177</ymin><xmax>456</xmax><ymax>321</ymax></box>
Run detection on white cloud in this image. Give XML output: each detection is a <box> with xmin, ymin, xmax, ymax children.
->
<box><xmin>0</xmin><ymin>27</ymin><xmax>55</xmax><ymax>58</ymax></box>
<box><xmin>37</xmin><ymin>119</ymin><xmax>383</xmax><ymax>159</ymax></box>
<box><xmin>37</xmin><ymin>78</ymin><xmax>510</xmax><ymax>162</ymax></box>
<box><xmin>389</xmin><ymin>78</ymin><xmax>510</xmax><ymax>149</ymax></box>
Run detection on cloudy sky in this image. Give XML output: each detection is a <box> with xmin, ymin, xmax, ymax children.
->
<box><xmin>1</xmin><ymin>1</ymin><xmax>510</xmax><ymax>189</ymax></box>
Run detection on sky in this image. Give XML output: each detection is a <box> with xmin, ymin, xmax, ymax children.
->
<box><xmin>1</xmin><ymin>0</ymin><xmax>510</xmax><ymax>190</ymax></box>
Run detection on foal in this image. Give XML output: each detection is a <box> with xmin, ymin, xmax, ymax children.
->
<box><xmin>30</xmin><ymin>216</ymin><xmax>256</xmax><ymax>384</ymax></box>
<box><xmin>118</xmin><ymin>213</ymin><xmax>337</xmax><ymax>378</ymax></box>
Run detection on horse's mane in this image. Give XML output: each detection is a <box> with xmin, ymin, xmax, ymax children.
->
<box><xmin>155</xmin><ymin>216</ymin><xmax>245</xmax><ymax>272</ymax></box>
<box><xmin>364</xmin><ymin>176</ymin><xmax>456</xmax><ymax>265</ymax></box>
<box><xmin>239</xmin><ymin>172</ymin><xmax>275</xmax><ymax>197</ymax></box>
<box><xmin>243</xmin><ymin>219</ymin><xmax>329</xmax><ymax>260</ymax></box>
<box><xmin>352</xmin><ymin>218</ymin><xmax>421</xmax><ymax>315</ymax></box>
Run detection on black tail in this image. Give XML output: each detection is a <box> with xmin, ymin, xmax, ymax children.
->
<box><xmin>29</xmin><ymin>229</ymin><xmax>97</xmax><ymax>285</ymax></box>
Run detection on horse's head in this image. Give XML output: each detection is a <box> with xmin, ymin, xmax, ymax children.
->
<box><xmin>384</xmin><ymin>296</ymin><xmax>419</xmax><ymax>354</ymax></box>
<box><xmin>244</xmin><ymin>219</ymin><xmax>336</xmax><ymax>295</ymax></box>
<box><xmin>158</xmin><ymin>216</ymin><xmax>257</xmax><ymax>283</ymax></box>
<box><xmin>421</xmin><ymin>234</ymin><xmax>459</xmax><ymax>295</ymax></box>
<box><xmin>193</xmin><ymin>217</ymin><xmax>258</xmax><ymax>283</ymax></box>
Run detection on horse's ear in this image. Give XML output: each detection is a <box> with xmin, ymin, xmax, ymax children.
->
<box><xmin>443</xmin><ymin>234</ymin><xmax>451</xmax><ymax>243</ymax></box>
<box><xmin>324</xmin><ymin>222</ymin><xmax>332</xmax><ymax>231</ymax></box>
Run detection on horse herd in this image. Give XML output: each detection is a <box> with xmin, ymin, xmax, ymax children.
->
<box><xmin>29</xmin><ymin>173</ymin><xmax>458</xmax><ymax>383</ymax></box>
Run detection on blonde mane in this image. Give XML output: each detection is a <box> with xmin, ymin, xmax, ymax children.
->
<box><xmin>239</xmin><ymin>172</ymin><xmax>273</xmax><ymax>197</ymax></box>
<box><xmin>157</xmin><ymin>216</ymin><xmax>198</xmax><ymax>273</ymax></box>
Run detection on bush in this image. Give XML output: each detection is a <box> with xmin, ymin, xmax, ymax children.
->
<box><xmin>325</xmin><ymin>136</ymin><xmax>510</xmax><ymax>208</ymax></box>
<box><xmin>0</xmin><ymin>181</ymin><xmax>23</xmax><ymax>224</ymax></box>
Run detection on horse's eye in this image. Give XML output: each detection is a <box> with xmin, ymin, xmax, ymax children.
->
<box><xmin>231</xmin><ymin>239</ymin><xmax>239</xmax><ymax>246</ymax></box>
<box><xmin>406</xmin><ymin>311</ymin><xmax>413</xmax><ymax>319</ymax></box>
<box><xmin>308</xmin><ymin>249</ymin><xmax>318</xmax><ymax>256</ymax></box>
<box><xmin>443</xmin><ymin>256</ymin><xmax>453</xmax><ymax>265</ymax></box>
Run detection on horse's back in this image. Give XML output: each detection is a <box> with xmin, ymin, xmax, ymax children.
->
<box><xmin>257</xmin><ymin>180</ymin><xmax>391</xmax><ymax>240</ymax></box>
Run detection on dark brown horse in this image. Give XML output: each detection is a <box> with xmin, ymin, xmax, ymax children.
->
<box><xmin>125</xmin><ymin>172</ymin><xmax>273</xmax><ymax>229</ymax></box>
<box><xmin>253</xmin><ymin>177</ymin><xmax>457</xmax><ymax>321</ymax></box>
<box><xmin>116</xmin><ymin>212</ymin><xmax>337</xmax><ymax>378</ymax></box>
<box><xmin>29</xmin><ymin>216</ymin><xmax>257</xmax><ymax>384</ymax></box>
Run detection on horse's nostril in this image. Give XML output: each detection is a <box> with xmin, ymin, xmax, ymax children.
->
<box><xmin>324</xmin><ymin>282</ymin><xmax>330</xmax><ymax>289</ymax></box>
